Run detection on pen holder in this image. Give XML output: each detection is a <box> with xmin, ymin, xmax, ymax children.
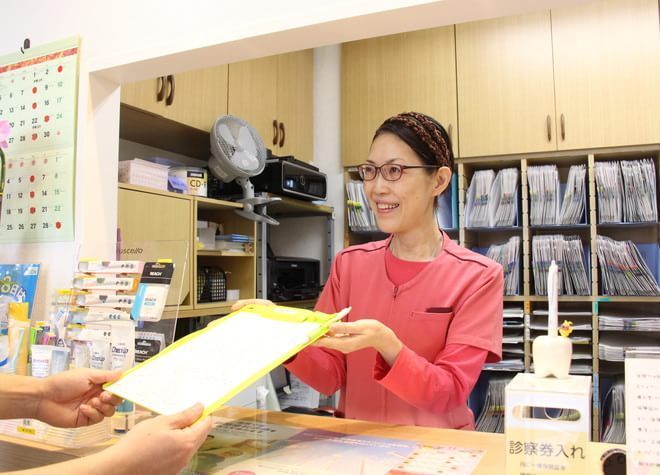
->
<box><xmin>533</xmin><ymin>335</ymin><xmax>572</xmax><ymax>379</ymax></box>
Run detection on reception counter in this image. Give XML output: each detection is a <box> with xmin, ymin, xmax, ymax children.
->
<box><xmin>0</xmin><ymin>407</ymin><xmax>624</xmax><ymax>474</ymax></box>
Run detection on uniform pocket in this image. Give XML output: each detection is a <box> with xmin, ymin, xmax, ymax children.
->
<box><xmin>402</xmin><ymin>311</ymin><xmax>453</xmax><ymax>361</ymax></box>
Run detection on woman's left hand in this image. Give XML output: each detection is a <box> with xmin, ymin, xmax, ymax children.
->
<box><xmin>315</xmin><ymin>319</ymin><xmax>403</xmax><ymax>366</ymax></box>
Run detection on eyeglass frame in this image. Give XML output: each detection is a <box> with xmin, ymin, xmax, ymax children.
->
<box><xmin>356</xmin><ymin>163</ymin><xmax>442</xmax><ymax>182</ymax></box>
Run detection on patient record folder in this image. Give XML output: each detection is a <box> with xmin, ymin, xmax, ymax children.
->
<box><xmin>104</xmin><ymin>304</ymin><xmax>350</xmax><ymax>417</ymax></box>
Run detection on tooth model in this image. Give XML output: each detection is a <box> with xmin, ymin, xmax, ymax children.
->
<box><xmin>533</xmin><ymin>260</ymin><xmax>572</xmax><ymax>379</ymax></box>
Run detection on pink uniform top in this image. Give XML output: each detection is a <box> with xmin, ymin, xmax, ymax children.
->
<box><xmin>285</xmin><ymin>232</ymin><xmax>503</xmax><ymax>429</ymax></box>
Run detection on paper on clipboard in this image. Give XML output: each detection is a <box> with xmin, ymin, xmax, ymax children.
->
<box><xmin>104</xmin><ymin>304</ymin><xmax>350</xmax><ymax>417</ymax></box>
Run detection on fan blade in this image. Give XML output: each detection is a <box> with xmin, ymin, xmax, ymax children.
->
<box><xmin>231</xmin><ymin>150</ymin><xmax>260</xmax><ymax>172</ymax></box>
<box><xmin>237</xmin><ymin>125</ymin><xmax>258</xmax><ymax>156</ymax></box>
<box><xmin>217</xmin><ymin>123</ymin><xmax>237</xmax><ymax>147</ymax></box>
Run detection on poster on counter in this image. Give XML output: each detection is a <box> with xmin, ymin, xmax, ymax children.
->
<box><xmin>0</xmin><ymin>36</ymin><xmax>79</xmax><ymax>243</ymax></box>
<box><xmin>184</xmin><ymin>418</ymin><xmax>485</xmax><ymax>475</ymax></box>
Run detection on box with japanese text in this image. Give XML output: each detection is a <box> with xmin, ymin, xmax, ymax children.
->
<box><xmin>505</xmin><ymin>373</ymin><xmax>591</xmax><ymax>475</ymax></box>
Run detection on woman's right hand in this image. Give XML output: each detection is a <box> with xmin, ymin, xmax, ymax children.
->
<box><xmin>104</xmin><ymin>403</ymin><xmax>212</xmax><ymax>475</ymax></box>
<box><xmin>231</xmin><ymin>299</ymin><xmax>274</xmax><ymax>311</ymax></box>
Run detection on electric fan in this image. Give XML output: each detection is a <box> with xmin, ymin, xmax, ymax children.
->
<box><xmin>209</xmin><ymin>115</ymin><xmax>280</xmax><ymax>225</ymax></box>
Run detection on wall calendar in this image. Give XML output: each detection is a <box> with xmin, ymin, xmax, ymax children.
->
<box><xmin>0</xmin><ymin>37</ymin><xmax>80</xmax><ymax>243</ymax></box>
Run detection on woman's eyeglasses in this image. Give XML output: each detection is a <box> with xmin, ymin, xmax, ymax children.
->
<box><xmin>357</xmin><ymin>163</ymin><xmax>440</xmax><ymax>182</ymax></box>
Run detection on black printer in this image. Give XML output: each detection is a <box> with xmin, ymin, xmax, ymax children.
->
<box><xmin>207</xmin><ymin>154</ymin><xmax>327</xmax><ymax>202</ymax></box>
<box><xmin>251</xmin><ymin>155</ymin><xmax>327</xmax><ymax>201</ymax></box>
<box><xmin>267</xmin><ymin>256</ymin><xmax>320</xmax><ymax>301</ymax></box>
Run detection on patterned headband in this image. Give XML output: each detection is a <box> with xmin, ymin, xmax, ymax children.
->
<box><xmin>382</xmin><ymin>112</ymin><xmax>452</xmax><ymax>168</ymax></box>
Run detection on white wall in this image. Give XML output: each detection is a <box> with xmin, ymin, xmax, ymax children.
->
<box><xmin>0</xmin><ymin>0</ymin><xmax>588</xmax><ymax>317</ymax></box>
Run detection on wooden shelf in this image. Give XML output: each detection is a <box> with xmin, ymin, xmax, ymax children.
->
<box><xmin>596</xmin><ymin>295</ymin><xmax>660</xmax><ymax>302</ymax></box>
<box><xmin>119</xmin><ymin>104</ymin><xmax>210</xmax><ymax>160</ymax></box>
<box><xmin>264</xmin><ymin>194</ymin><xmax>333</xmax><ymax>218</ymax></box>
<box><xmin>162</xmin><ymin>301</ymin><xmax>238</xmax><ymax>319</ymax></box>
<box><xmin>196</xmin><ymin>196</ymin><xmax>242</xmax><ymax>210</ymax></box>
<box><xmin>527</xmin><ymin>295</ymin><xmax>593</xmax><ymax>302</ymax></box>
<box><xmin>197</xmin><ymin>250</ymin><xmax>254</xmax><ymax>257</ymax></box>
<box><xmin>118</xmin><ymin>182</ymin><xmax>192</xmax><ymax>201</ymax></box>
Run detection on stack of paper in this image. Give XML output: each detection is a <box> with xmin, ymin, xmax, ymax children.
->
<box><xmin>596</xmin><ymin>158</ymin><xmax>657</xmax><ymax>223</ymax></box>
<box><xmin>599</xmin><ymin>313</ymin><xmax>660</xmax><ymax>331</ymax></box>
<box><xmin>599</xmin><ymin>333</ymin><xmax>660</xmax><ymax>362</ymax></box>
<box><xmin>345</xmin><ymin>180</ymin><xmax>378</xmax><ymax>232</ymax></box>
<box><xmin>529</xmin><ymin>309</ymin><xmax>593</xmax><ymax>331</ymax></box>
<box><xmin>0</xmin><ymin>419</ymin><xmax>110</xmax><ymax>448</ymax></box>
<box><xmin>601</xmin><ymin>378</ymin><xmax>626</xmax><ymax>443</ymax></box>
<box><xmin>215</xmin><ymin>234</ymin><xmax>254</xmax><ymax>252</ymax></box>
<box><xmin>528</xmin><ymin>165</ymin><xmax>560</xmax><ymax>225</ymax></box>
<box><xmin>559</xmin><ymin>164</ymin><xmax>587</xmax><ymax>225</ymax></box>
<box><xmin>488</xmin><ymin>168</ymin><xmax>519</xmax><ymax>227</ymax></box>
<box><xmin>621</xmin><ymin>159</ymin><xmax>657</xmax><ymax>222</ymax></box>
<box><xmin>595</xmin><ymin>161</ymin><xmax>624</xmax><ymax>223</ymax></box>
<box><xmin>486</xmin><ymin>236</ymin><xmax>520</xmax><ymax>295</ymax></box>
<box><xmin>484</xmin><ymin>307</ymin><xmax>524</xmax><ymax>371</ymax></box>
<box><xmin>434</xmin><ymin>173</ymin><xmax>458</xmax><ymax>230</ymax></box>
<box><xmin>532</xmin><ymin>235</ymin><xmax>590</xmax><ymax>295</ymax></box>
<box><xmin>465</xmin><ymin>168</ymin><xmax>519</xmax><ymax>228</ymax></box>
<box><xmin>596</xmin><ymin>235</ymin><xmax>660</xmax><ymax>296</ymax></box>
<box><xmin>474</xmin><ymin>377</ymin><xmax>512</xmax><ymax>433</ymax></box>
<box><xmin>466</xmin><ymin>170</ymin><xmax>495</xmax><ymax>227</ymax></box>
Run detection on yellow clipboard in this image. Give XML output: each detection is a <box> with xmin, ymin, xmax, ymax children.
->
<box><xmin>104</xmin><ymin>304</ymin><xmax>350</xmax><ymax>418</ymax></box>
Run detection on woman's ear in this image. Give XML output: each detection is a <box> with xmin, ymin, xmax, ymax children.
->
<box><xmin>432</xmin><ymin>167</ymin><xmax>452</xmax><ymax>197</ymax></box>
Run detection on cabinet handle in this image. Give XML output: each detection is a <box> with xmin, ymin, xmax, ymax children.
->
<box><xmin>165</xmin><ymin>75</ymin><xmax>175</xmax><ymax>106</ymax></box>
<box><xmin>560</xmin><ymin>113</ymin><xmax>566</xmax><ymax>141</ymax></box>
<box><xmin>278</xmin><ymin>122</ymin><xmax>285</xmax><ymax>148</ymax></box>
<box><xmin>546</xmin><ymin>115</ymin><xmax>552</xmax><ymax>142</ymax></box>
<box><xmin>448</xmin><ymin>123</ymin><xmax>453</xmax><ymax>144</ymax></box>
<box><xmin>272</xmin><ymin>119</ymin><xmax>279</xmax><ymax>146</ymax></box>
<box><xmin>156</xmin><ymin>76</ymin><xmax>166</xmax><ymax>102</ymax></box>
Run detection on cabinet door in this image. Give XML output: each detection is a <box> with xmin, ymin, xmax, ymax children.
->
<box><xmin>552</xmin><ymin>0</ymin><xmax>660</xmax><ymax>150</ymax></box>
<box><xmin>117</xmin><ymin>188</ymin><xmax>193</xmax><ymax>307</ymax></box>
<box><xmin>456</xmin><ymin>11</ymin><xmax>557</xmax><ymax>157</ymax></box>
<box><xmin>227</xmin><ymin>56</ymin><xmax>279</xmax><ymax>151</ymax></box>
<box><xmin>121</xmin><ymin>77</ymin><xmax>167</xmax><ymax>117</ymax></box>
<box><xmin>342</xmin><ymin>26</ymin><xmax>458</xmax><ymax>167</ymax></box>
<box><xmin>277</xmin><ymin>50</ymin><xmax>313</xmax><ymax>162</ymax></box>
<box><xmin>163</xmin><ymin>65</ymin><xmax>229</xmax><ymax>133</ymax></box>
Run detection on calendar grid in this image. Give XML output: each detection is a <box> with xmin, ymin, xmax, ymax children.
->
<box><xmin>0</xmin><ymin>37</ymin><xmax>79</xmax><ymax>243</ymax></box>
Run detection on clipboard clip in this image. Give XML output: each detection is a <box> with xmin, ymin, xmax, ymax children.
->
<box><xmin>20</xmin><ymin>38</ymin><xmax>30</xmax><ymax>55</ymax></box>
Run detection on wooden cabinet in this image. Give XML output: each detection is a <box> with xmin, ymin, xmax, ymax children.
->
<box><xmin>117</xmin><ymin>185</ymin><xmax>194</xmax><ymax>309</ymax></box>
<box><xmin>118</xmin><ymin>184</ymin><xmax>256</xmax><ymax>319</ymax></box>
<box><xmin>456</xmin><ymin>0</ymin><xmax>660</xmax><ymax>157</ymax></box>
<box><xmin>228</xmin><ymin>50</ymin><xmax>313</xmax><ymax>162</ymax></box>
<box><xmin>121</xmin><ymin>65</ymin><xmax>229</xmax><ymax>133</ymax></box>
<box><xmin>341</xmin><ymin>27</ymin><xmax>458</xmax><ymax>167</ymax></box>
<box><xmin>551</xmin><ymin>0</ymin><xmax>660</xmax><ymax>150</ymax></box>
<box><xmin>455</xmin><ymin>11</ymin><xmax>557</xmax><ymax>157</ymax></box>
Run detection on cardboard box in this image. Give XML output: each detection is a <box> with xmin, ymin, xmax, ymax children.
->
<box><xmin>505</xmin><ymin>373</ymin><xmax>592</xmax><ymax>475</ymax></box>
<box><xmin>118</xmin><ymin>158</ymin><xmax>169</xmax><ymax>191</ymax></box>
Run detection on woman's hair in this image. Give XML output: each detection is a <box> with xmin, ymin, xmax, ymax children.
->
<box><xmin>372</xmin><ymin>112</ymin><xmax>454</xmax><ymax>170</ymax></box>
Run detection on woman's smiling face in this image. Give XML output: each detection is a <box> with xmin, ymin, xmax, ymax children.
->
<box><xmin>365</xmin><ymin>132</ymin><xmax>442</xmax><ymax>235</ymax></box>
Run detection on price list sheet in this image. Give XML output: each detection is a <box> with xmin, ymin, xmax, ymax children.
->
<box><xmin>0</xmin><ymin>37</ymin><xmax>80</xmax><ymax>243</ymax></box>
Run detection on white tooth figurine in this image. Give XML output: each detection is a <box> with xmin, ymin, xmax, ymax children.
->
<box><xmin>533</xmin><ymin>260</ymin><xmax>572</xmax><ymax>379</ymax></box>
